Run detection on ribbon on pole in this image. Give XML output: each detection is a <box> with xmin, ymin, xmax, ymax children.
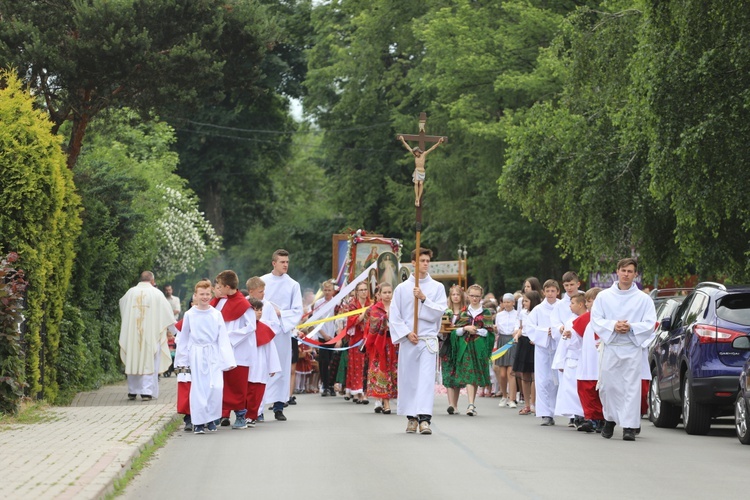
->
<box><xmin>490</xmin><ymin>339</ymin><xmax>516</xmax><ymax>361</ymax></box>
<box><xmin>304</xmin><ymin>262</ymin><xmax>376</xmax><ymax>325</ymax></box>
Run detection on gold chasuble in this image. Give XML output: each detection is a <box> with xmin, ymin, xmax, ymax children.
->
<box><xmin>119</xmin><ymin>282</ymin><xmax>175</xmax><ymax>375</ymax></box>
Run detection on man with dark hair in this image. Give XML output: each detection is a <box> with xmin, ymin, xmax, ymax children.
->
<box><xmin>261</xmin><ymin>249</ymin><xmax>303</xmax><ymax>421</ymax></box>
<box><xmin>591</xmin><ymin>258</ymin><xmax>656</xmax><ymax>441</ymax></box>
<box><xmin>389</xmin><ymin>247</ymin><xmax>447</xmax><ymax>435</ymax></box>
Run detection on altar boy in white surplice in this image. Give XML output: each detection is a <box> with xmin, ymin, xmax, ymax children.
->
<box><xmin>174</xmin><ymin>280</ymin><xmax>236</xmax><ymax>434</ymax></box>
<box><xmin>526</xmin><ymin>280</ymin><xmax>560</xmax><ymax>426</ymax></box>
<box><xmin>389</xmin><ymin>247</ymin><xmax>447</xmax><ymax>436</ymax></box>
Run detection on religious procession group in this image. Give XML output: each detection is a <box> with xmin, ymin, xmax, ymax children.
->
<box><xmin>443</xmin><ymin>257</ymin><xmax>656</xmax><ymax>442</ymax></box>
<box><xmin>118</xmin><ymin>248</ymin><xmax>655</xmax><ymax>440</ymax></box>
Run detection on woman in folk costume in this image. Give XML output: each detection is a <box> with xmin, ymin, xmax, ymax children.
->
<box><xmin>441</xmin><ymin>285</ymin><xmax>466</xmax><ymax>415</ymax></box>
<box><xmin>366</xmin><ymin>282</ymin><xmax>398</xmax><ymax>414</ymax></box>
<box><xmin>345</xmin><ymin>282</ymin><xmax>373</xmax><ymax>404</ymax></box>
<box><xmin>451</xmin><ymin>284</ymin><xmax>496</xmax><ymax>416</ymax></box>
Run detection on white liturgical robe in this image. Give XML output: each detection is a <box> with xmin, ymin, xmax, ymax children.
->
<box><xmin>174</xmin><ymin>307</ymin><xmax>236</xmax><ymax>425</ymax></box>
<box><xmin>527</xmin><ymin>299</ymin><xmax>559</xmax><ymax>419</ymax></box>
<box><xmin>591</xmin><ymin>281</ymin><xmax>656</xmax><ymax>428</ymax></box>
<box><xmin>390</xmin><ymin>273</ymin><xmax>447</xmax><ymax>417</ymax></box>
<box><xmin>119</xmin><ymin>282</ymin><xmax>175</xmax><ymax>397</ymax></box>
<box><xmin>261</xmin><ymin>273</ymin><xmax>303</xmax><ymax>406</ymax></box>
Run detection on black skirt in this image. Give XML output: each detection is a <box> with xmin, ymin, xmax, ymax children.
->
<box><xmin>512</xmin><ymin>335</ymin><xmax>534</xmax><ymax>374</ymax></box>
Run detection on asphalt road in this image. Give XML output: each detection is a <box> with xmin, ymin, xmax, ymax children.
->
<box><xmin>123</xmin><ymin>391</ymin><xmax>747</xmax><ymax>499</ymax></box>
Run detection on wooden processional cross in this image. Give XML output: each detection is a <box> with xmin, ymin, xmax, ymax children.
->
<box><xmin>396</xmin><ymin>112</ymin><xmax>448</xmax><ymax>335</ymax></box>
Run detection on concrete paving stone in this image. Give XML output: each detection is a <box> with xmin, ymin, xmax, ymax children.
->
<box><xmin>0</xmin><ymin>376</ymin><xmax>178</xmax><ymax>499</ymax></box>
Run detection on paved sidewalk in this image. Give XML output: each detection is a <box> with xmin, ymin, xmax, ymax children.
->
<box><xmin>0</xmin><ymin>376</ymin><xmax>179</xmax><ymax>500</ymax></box>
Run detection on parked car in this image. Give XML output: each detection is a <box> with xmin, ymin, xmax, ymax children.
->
<box><xmin>648</xmin><ymin>283</ymin><xmax>750</xmax><ymax>435</ymax></box>
<box><xmin>734</xmin><ymin>335</ymin><xmax>750</xmax><ymax>444</ymax></box>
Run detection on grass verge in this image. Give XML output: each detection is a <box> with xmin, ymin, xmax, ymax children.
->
<box><xmin>106</xmin><ymin>416</ymin><xmax>181</xmax><ymax>498</ymax></box>
<box><xmin>0</xmin><ymin>399</ymin><xmax>55</xmax><ymax>429</ymax></box>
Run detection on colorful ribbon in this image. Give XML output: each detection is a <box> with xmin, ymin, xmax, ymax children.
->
<box><xmin>296</xmin><ymin>306</ymin><xmax>368</xmax><ymax>330</ymax></box>
<box><xmin>297</xmin><ymin>338</ymin><xmax>363</xmax><ymax>352</ymax></box>
<box><xmin>490</xmin><ymin>339</ymin><xmax>516</xmax><ymax>361</ymax></box>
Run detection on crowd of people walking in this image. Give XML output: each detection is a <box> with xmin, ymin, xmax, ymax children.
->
<box><xmin>119</xmin><ymin>249</ymin><xmax>655</xmax><ymax>441</ymax></box>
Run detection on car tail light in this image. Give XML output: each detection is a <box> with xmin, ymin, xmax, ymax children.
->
<box><xmin>694</xmin><ymin>324</ymin><xmax>745</xmax><ymax>343</ymax></box>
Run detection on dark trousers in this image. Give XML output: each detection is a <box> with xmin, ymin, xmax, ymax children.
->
<box><xmin>318</xmin><ymin>347</ymin><xmax>334</xmax><ymax>391</ymax></box>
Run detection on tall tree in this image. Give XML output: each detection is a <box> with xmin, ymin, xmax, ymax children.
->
<box><xmin>0</xmin><ymin>0</ymin><xmax>279</xmax><ymax>168</ymax></box>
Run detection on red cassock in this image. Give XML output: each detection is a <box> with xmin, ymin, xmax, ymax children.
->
<box><xmin>174</xmin><ymin>318</ymin><xmax>192</xmax><ymax>415</ymax></box>
<box><xmin>573</xmin><ymin>312</ymin><xmax>604</xmax><ymax>420</ymax></box>
<box><xmin>210</xmin><ymin>292</ymin><xmax>251</xmax><ymax>416</ymax></box>
<box><xmin>245</xmin><ymin>321</ymin><xmax>276</xmax><ymax>419</ymax></box>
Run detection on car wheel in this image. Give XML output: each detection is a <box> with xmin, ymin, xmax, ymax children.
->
<box><xmin>649</xmin><ymin>371</ymin><xmax>680</xmax><ymax>428</ymax></box>
<box><xmin>682</xmin><ymin>377</ymin><xmax>711</xmax><ymax>435</ymax></box>
<box><xmin>735</xmin><ymin>394</ymin><xmax>750</xmax><ymax>445</ymax></box>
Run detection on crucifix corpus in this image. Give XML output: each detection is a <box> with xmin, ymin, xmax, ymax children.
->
<box><xmin>396</xmin><ymin>112</ymin><xmax>447</xmax><ymax>335</ymax></box>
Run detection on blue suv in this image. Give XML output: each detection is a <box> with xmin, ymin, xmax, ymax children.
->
<box><xmin>648</xmin><ymin>282</ymin><xmax>750</xmax><ymax>435</ymax></box>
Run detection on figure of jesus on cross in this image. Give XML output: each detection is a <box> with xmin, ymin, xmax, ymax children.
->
<box><xmin>397</xmin><ymin>112</ymin><xmax>447</xmax><ymax>207</ymax></box>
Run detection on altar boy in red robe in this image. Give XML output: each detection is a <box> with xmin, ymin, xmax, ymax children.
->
<box><xmin>211</xmin><ymin>270</ymin><xmax>253</xmax><ymax>429</ymax></box>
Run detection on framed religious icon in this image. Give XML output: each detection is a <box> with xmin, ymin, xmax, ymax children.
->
<box><xmin>376</xmin><ymin>251</ymin><xmax>400</xmax><ymax>291</ymax></box>
<box><xmin>332</xmin><ymin>231</ymin><xmax>402</xmax><ymax>285</ymax></box>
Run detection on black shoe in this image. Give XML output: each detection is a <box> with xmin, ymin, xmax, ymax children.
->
<box><xmin>321</xmin><ymin>391</ymin><xmax>328</xmax><ymax>397</ymax></box>
<box><xmin>635</xmin><ymin>427</ymin><xmax>641</xmax><ymax>435</ymax></box>
<box><xmin>601</xmin><ymin>420</ymin><xmax>616</xmax><ymax>439</ymax></box>
<box><xmin>578</xmin><ymin>420</ymin><xmax>595</xmax><ymax>433</ymax></box>
<box><xmin>623</xmin><ymin>428</ymin><xmax>636</xmax><ymax>441</ymax></box>
<box><xmin>595</xmin><ymin>419</ymin><xmax>605</xmax><ymax>433</ymax></box>
<box><xmin>220</xmin><ymin>417</ymin><xmax>231</xmax><ymax>427</ymax></box>
<box><xmin>141</xmin><ymin>395</ymin><xmax>152</xmax><ymax>401</ymax></box>
<box><xmin>287</xmin><ymin>396</ymin><xmax>297</xmax><ymax>405</ymax></box>
<box><xmin>541</xmin><ymin>416</ymin><xmax>555</xmax><ymax>426</ymax></box>
<box><xmin>375</xmin><ymin>406</ymin><xmax>383</xmax><ymax>413</ymax></box>
<box><xmin>327</xmin><ymin>389</ymin><xmax>336</xmax><ymax>397</ymax></box>
<box><xmin>127</xmin><ymin>393</ymin><xmax>137</xmax><ymax>401</ymax></box>
<box><xmin>274</xmin><ymin>410</ymin><xmax>287</xmax><ymax>421</ymax></box>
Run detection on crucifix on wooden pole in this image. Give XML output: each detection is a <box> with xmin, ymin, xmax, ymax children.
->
<box><xmin>396</xmin><ymin>112</ymin><xmax>448</xmax><ymax>335</ymax></box>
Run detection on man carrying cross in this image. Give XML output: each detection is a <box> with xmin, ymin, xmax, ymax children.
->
<box><xmin>119</xmin><ymin>271</ymin><xmax>177</xmax><ymax>401</ymax></box>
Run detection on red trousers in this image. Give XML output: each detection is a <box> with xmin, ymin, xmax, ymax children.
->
<box><xmin>246</xmin><ymin>382</ymin><xmax>266</xmax><ymax>420</ymax></box>
<box><xmin>578</xmin><ymin>379</ymin><xmax>650</xmax><ymax>420</ymax></box>
<box><xmin>222</xmin><ymin>365</ymin><xmax>250</xmax><ymax>417</ymax></box>
<box><xmin>577</xmin><ymin>380</ymin><xmax>603</xmax><ymax>420</ymax></box>
<box><xmin>177</xmin><ymin>381</ymin><xmax>191</xmax><ymax>415</ymax></box>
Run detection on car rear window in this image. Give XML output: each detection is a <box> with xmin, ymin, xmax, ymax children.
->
<box><xmin>716</xmin><ymin>293</ymin><xmax>750</xmax><ymax>326</ymax></box>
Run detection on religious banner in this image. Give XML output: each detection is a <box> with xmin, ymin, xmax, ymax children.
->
<box><xmin>402</xmin><ymin>260</ymin><xmax>460</xmax><ymax>281</ymax></box>
<box><xmin>589</xmin><ymin>271</ymin><xmax>643</xmax><ymax>289</ymax></box>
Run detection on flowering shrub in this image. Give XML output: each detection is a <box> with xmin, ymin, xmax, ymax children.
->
<box><xmin>154</xmin><ymin>185</ymin><xmax>222</xmax><ymax>276</ymax></box>
<box><xmin>0</xmin><ymin>252</ymin><xmax>28</xmax><ymax>414</ymax></box>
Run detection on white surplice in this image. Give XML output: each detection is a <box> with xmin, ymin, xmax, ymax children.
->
<box><xmin>591</xmin><ymin>282</ymin><xmax>656</xmax><ymax>428</ymax></box>
<box><xmin>552</xmin><ymin>316</ymin><xmax>583</xmax><ymax>417</ymax></box>
<box><xmin>119</xmin><ymin>282</ymin><xmax>176</xmax><ymax>398</ymax></box>
<box><xmin>526</xmin><ymin>299</ymin><xmax>559</xmax><ymax>418</ymax></box>
<box><xmin>174</xmin><ymin>307</ymin><xmax>236</xmax><ymax>425</ymax></box>
<box><xmin>576</xmin><ymin>321</ymin><xmax>599</xmax><ymax>381</ymax></box>
<box><xmin>389</xmin><ymin>273</ymin><xmax>448</xmax><ymax>417</ymax></box>
<box><xmin>261</xmin><ymin>273</ymin><xmax>303</xmax><ymax>406</ymax></box>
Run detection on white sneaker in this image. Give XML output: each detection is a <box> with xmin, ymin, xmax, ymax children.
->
<box><xmin>498</xmin><ymin>397</ymin><xmax>508</xmax><ymax>407</ymax></box>
<box><xmin>508</xmin><ymin>400</ymin><xmax>518</xmax><ymax>408</ymax></box>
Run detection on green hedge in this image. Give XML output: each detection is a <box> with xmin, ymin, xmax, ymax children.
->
<box><xmin>0</xmin><ymin>70</ymin><xmax>82</xmax><ymax>407</ymax></box>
